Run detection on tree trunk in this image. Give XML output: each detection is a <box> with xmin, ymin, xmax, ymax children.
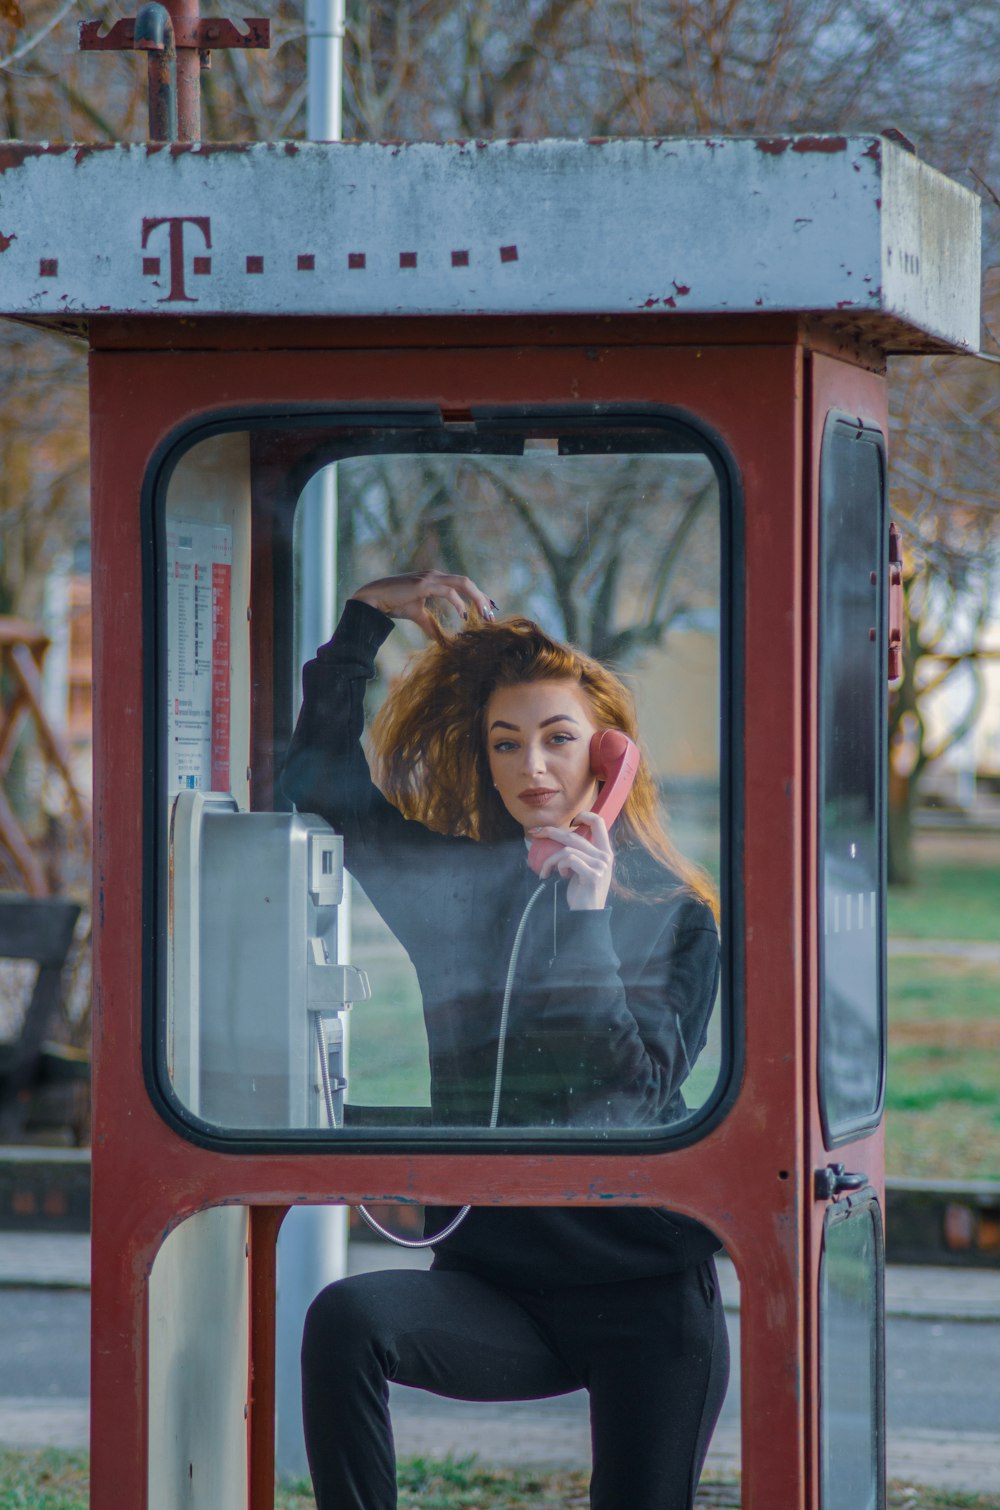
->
<box><xmin>887</xmin><ymin>767</ymin><xmax>916</xmax><ymax>887</ymax></box>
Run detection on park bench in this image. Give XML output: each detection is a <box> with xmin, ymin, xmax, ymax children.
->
<box><xmin>0</xmin><ymin>894</ymin><xmax>86</xmax><ymax>1144</ymax></box>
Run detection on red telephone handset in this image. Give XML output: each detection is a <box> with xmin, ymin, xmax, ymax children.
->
<box><xmin>527</xmin><ymin>728</ymin><xmax>640</xmax><ymax>875</ymax></box>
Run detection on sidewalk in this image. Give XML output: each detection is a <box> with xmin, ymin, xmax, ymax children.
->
<box><xmin>1</xmin><ymin>1233</ymin><xmax>999</xmax><ymax>1493</ymax></box>
<box><xmin>3</xmin><ymin>1230</ymin><xmax>1000</xmax><ymax>1322</ymax></box>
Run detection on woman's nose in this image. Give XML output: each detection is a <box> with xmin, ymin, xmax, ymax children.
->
<box><xmin>522</xmin><ymin>740</ymin><xmax>547</xmax><ymax>774</ymax></box>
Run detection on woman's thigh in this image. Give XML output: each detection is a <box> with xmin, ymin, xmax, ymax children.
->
<box><xmin>537</xmin><ymin>1263</ymin><xmax>729</xmax><ymax>1510</ymax></box>
<box><xmin>305</xmin><ymin>1266</ymin><xmax>579</xmax><ymax>1403</ymax></box>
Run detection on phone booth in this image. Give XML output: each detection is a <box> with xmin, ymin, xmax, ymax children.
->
<box><xmin>0</xmin><ymin>133</ymin><xmax>980</xmax><ymax>1508</ymax></box>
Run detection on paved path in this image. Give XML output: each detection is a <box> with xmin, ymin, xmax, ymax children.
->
<box><xmin>3</xmin><ymin>1234</ymin><xmax>1000</xmax><ymax>1494</ymax></box>
<box><xmin>888</xmin><ymin>937</ymin><xmax>1000</xmax><ymax>962</ymax></box>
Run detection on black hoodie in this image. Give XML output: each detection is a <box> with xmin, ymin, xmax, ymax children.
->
<box><xmin>282</xmin><ymin>598</ymin><xmax>722</xmax><ymax>1288</ymax></box>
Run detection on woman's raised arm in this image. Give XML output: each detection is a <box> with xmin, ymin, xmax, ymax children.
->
<box><xmin>351</xmin><ymin>570</ymin><xmax>496</xmax><ymax>637</ymax></box>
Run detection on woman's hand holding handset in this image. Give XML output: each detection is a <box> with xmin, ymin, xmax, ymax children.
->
<box><xmin>351</xmin><ymin>571</ymin><xmax>495</xmax><ymax>639</ymax></box>
<box><xmin>529</xmin><ymin>811</ymin><xmax>613</xmax><ymax>912</ymax></box>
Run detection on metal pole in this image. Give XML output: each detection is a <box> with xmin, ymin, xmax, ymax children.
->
<box><xmin>164</xmin><ymin>0</ymin><xmax>200</xmax><ymax>140</ymax></box>
<box><xmin>276</xmin><ymin>2</ymin><xmax>347</xmax><ymax>1487</ymax></box>
<box><xmin>134</xmin><ymin>3</ymin><xmax>178</xmax><ymax>142</ymax></box>
<box><xmin>307</xmin><ymin>0</ymin><xmax>345</xmax><ymax>140</ymax></box>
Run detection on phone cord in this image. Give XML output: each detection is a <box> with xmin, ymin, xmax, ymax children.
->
<box><xmin>348</xmin><ymin>880</ymin><xmax>548</xmax><ymax>1250</ymax></box>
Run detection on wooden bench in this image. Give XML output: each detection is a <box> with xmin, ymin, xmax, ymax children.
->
<box><xmin>0</xmin><ymin>894</ymin><xmax>86</xmax><ymax>1143</ymax></box>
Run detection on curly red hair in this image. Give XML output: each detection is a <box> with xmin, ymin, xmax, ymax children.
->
<box><xmin>368</xmin><ymin>611</ymin><xmax>718</xmax><ymax>914</ymax></box>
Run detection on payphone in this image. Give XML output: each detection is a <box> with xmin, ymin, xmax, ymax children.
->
<box><xmin>169</xmin><ymin>794</ymin><xmax>369</xmax><ymax>1130</ymax></box>
<box><xmin>0</xmin><ymin>129</ymin><xmax>982</xmax><ymax>1510</ymax></box>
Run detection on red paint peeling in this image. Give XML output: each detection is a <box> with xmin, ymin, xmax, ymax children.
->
<box><xmin>836</xmin><ymin>300</ymin><xmax>856</xmax><ymax>309</ymax></box>
<box><xmin>673</xmin><ymin>281</ymin><xmax>690</xmax><ymax>296</ymax></box>
<box><xmin>791</xmin><ymin>136</ymin><xmax>847</xmax><ymax>154</ymax></box>
<box><xmin>0</xmin><ymin>231</ymin><xmax>15</xmax><ymax>252</ymax></box>
<box><xmin>641</xmin><ymin>298</ymin><xmax>661</xmax><ymax>308</ymax></box>
<box><xmin>0</xmin><ymin>143</ymin><xmax>69</xmax><ymax>173</ymax></box>
<box><xmin>862</xmin><ymin>140</ymin><xmax>881</xmax><ymax>161</ymax></box>
<box><xmin>757</xmin><ymin>135</ymin><xmax>848</xmax><ymax>156</ymax></box>
<box><xmin>665</xmin><ymin>295</ymin><xmax>676</xmax><ymax>308</ymax></box>
<box><xmin>284</xmin><ymin>143</ymin><xmax>299</xmax><ymax>157</ymax></box>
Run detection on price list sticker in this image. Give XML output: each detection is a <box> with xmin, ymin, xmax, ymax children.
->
<box><xmin>166</xmin><ymin>521</ymin><xmax>233</xmax><ymax>795</ymax></box>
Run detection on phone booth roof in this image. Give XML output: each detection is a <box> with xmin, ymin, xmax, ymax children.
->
<box><xmin>0</xmin><ymin>134</ymin><xmax>981</xmax><ymax>352</ymax></box>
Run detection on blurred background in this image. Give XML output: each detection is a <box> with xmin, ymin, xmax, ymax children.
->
<box><xmin>1</xmin><ymin>0</ymin><xmax>997</xmax><ymax>1188</ymax></box>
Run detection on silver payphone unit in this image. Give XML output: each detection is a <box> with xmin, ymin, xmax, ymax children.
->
<box><xmin>169</xmin><ymin>792</ymin><xmax>370</xmax><ymax>1131</ymax></box>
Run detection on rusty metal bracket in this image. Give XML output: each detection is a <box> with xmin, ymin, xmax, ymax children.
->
<box><xmin>79</xmin><ymin>12</ymin><xmax>269</xmax><ymax>141</ymax></box>
<box><xmin>79</xmin><ymin>17</ymin><xmax>270</xmax><ymax>51</ymax></box>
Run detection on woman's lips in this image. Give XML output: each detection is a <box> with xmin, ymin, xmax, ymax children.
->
<box><xmin>519</xmin><ymin>789</ymin><xmax>559</xmax><ymax>806</ymax></box>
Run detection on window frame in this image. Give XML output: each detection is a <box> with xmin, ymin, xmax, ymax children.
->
<box><xmin>141</xmin><ymin>402</ymin><xmax>745</xmax><ymax>1156</ymax></box>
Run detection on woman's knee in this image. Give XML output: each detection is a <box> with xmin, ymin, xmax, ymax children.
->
<box><xmin>303</xmin><ymin>1275</ymin><xmax>390</xmax><ymax>1373</ymax></box>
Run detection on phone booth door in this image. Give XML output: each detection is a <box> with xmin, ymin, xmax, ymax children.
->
<box><xmin>810</xmin><ymin>353</ymin><xmax>891</xmax><ymax>1509</ymax></box>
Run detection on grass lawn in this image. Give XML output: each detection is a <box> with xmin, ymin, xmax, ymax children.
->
<box><xmin>887</xmin><ymin>846</ymin><xmax>1000</xmax><ymax>943</ymax></box>
<box><xmin>886</xmin><ymin>953</ymin><xmax>1000</xmax><ymax>1182</ymax></box>
<box><xmin>2</xmin><ymin>1451</ymin><xmax>996</xmax><ymax>1510</ymax></box>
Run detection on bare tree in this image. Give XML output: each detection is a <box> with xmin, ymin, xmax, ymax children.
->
<box><xmin>0</xmin><ymin>0</ymin><xmax>997</xmax><ymax>888</ymax></box>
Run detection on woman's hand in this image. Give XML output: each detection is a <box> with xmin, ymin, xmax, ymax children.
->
<box><xmin>530</xmin><ymin>812</ymin><xmax>613</xmax><ymax>911</ymax></box>
<box><xmin>350</xmin><ymin>571</ymin><xmax>495</xmax><ymax>639</ymax></box>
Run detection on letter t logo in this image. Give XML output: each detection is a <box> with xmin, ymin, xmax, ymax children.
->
<box><xmin>141</xmin><ymin>217</ymin><xmax>212</xmax><ymax>303</ymax></box>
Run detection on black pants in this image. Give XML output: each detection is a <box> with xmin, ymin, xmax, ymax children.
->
<box><xmin>301</xmin><ymin>1258</ymin><xmax>729</xmax><ymax>1510</ymax></box>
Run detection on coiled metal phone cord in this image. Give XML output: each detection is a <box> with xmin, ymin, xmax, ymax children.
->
<box><xmin>317</xmin><ymin>881</ymin><xmax>547</xmax><ymax>1249</ymax></box>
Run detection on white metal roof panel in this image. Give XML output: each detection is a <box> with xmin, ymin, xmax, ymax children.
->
<box><xmin>0</xmin><ymin>136</ymin><xmax>980</xmax><ymax>350</ymax></box>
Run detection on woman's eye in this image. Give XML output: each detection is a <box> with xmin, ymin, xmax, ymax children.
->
<box><xmin>493</xmin><ymin>740</ymin><xmax>517</xmax><ymax>753</ymax></box>
<box><xmin>548</xmin><ymin>732</ymin><xmax>575</xmax><ymax>746</ymax></box>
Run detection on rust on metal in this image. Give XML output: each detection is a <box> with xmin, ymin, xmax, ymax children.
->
<box><xmin>79</xmin><ymin>9</ymin><xmax>270</xmax><ymax>143</ymax></box>
<box><xmin>756</xmin><ymin>135</ymin><xmax>848</xmax><ymax>156</ymax></box>
<box><xmin>78</xmin><ymin>16</ymin><xmax>269</xmax><ymax>50</ymax></box>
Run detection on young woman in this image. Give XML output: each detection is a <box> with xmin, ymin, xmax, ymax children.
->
<box><xmin>282</xmin><ymin>569</ymin><xmax>729</xmax><ymax>1510</ymax></box>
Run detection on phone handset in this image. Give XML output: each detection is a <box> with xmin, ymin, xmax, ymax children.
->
<box><xmin>527</xmin><ymin>728</ymin><xmax>640</xmax><ymax>876</ymax></box>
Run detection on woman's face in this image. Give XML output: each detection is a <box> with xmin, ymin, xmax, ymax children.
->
<box><xmin>485</xmin><ymin>679</ymin><xmax>601</xmax><ymax>836</ymax></box>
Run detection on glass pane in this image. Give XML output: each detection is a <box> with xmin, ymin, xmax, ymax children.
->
<box><xmin>820</xmin><ymin>1198</ymin><xmax>884</xmax><ymax>1510</ymax></box>
<box><xmin>158</xmin><ymin>418</ymin><xmax>727</xmax><ymax>1142</ymax></box>
<box><xmin>818</xmin><ymin>422</ymin><xmax>886</xmax><ymax>1139</ymax></box>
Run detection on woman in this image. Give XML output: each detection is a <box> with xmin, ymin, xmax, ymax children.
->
<box><xmin>282</xmin><ymin>569</ymin><xmax>729</xmax><ymax>1510</ymax></box>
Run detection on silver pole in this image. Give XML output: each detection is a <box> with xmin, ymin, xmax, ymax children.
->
<box><xmin>307</xmin><ymin>0</ymin><xmax>344</xmax><ymax>140</ymax></box>
<box><xmin>276</xmin><ymin>1</ymin><xmax>348</xmax><ymax>1486</ymax></box>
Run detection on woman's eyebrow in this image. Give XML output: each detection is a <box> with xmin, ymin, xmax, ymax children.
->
<box><xmin>489</xmin><ymin>713</ymin><xmax>581</xmax><ymax>733</ymax></box>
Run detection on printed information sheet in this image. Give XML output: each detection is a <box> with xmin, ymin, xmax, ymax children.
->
<box><xmin>166</xmin><ymin>521</ymin><xmax>233</xmax><ymax>794</ymax></box>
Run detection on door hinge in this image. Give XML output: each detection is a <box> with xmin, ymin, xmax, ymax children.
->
<box><xmin>888</xmin><ymin>521</ymin><xmax>903</xmax><ymax>681</ymax></box>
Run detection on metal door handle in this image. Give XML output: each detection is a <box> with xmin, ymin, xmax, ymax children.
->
<box><xmin>814</xmin><ymin>1164</ymin><xmax>869</xmax><ymax>1200</ymax></box>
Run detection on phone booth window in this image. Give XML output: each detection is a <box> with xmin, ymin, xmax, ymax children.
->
<box><xmin>818</xmin><ymin>419</ymin><xmax>887</xmax><ymax>1144</ymax></box>
<box><xmin>819</xmin><ymin>1191</ymin><xmax>886</xmax><ymax>1510</ymax></box>
<box><xmin>151</xmin><ymin>412</ymin><xmax>735</xmax><ymax>1147</ymax></box>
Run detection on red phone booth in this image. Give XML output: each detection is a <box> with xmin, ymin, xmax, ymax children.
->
<box><xmin>0</xmin><ymin>133</ymin><xmax>980</xmax><ymax>1508</ymax></box>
